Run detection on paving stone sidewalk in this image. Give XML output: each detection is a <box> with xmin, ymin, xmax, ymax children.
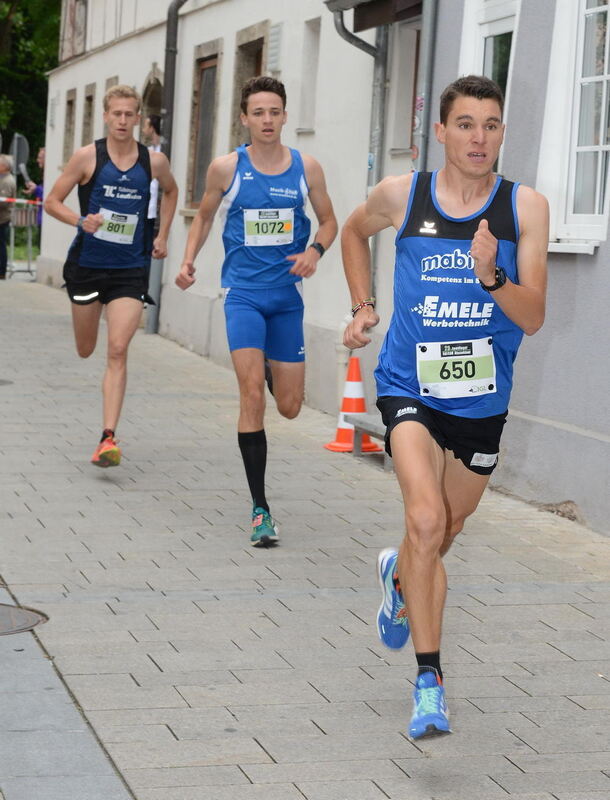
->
<box><xmin>1</xmin><ymin>280</ymin><xmax>610</xmax><ymax>800</ymax></box>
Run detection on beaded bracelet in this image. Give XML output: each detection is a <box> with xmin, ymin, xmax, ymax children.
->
<box><xmin>351</xmin><ymin>298</ymin><xmax>376</xmax><ymax>317</ymax></box>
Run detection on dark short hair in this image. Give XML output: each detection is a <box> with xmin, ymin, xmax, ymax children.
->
<box><xmin>440</xmin><ymin>75</ymin><xmax>504</xmax><ymax>124</ymax></box>
<box><xmin>147</xmin><ymin>114</ymin><xmax>161</xmax><ymax>135</ymax></box>
<box><xmin>240</xmin><ymin>76</ymin><xmax>287</xmax><ymax>113</ymax></box>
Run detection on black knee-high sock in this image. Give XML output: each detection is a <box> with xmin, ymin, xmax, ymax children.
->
<box><xmin>238</xmin><ymin>430</ymin><xmax>269</xmax><ymax>511</ymax></box>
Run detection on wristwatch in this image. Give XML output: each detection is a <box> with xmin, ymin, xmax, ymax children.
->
<box><xmin>76</xmin><ymin>216</ymin><xmax>85</xmax><ymax>230</ymax></box>
<box><xmin>309</xmin><ymin>241</ymin><xmax>325</xmax><ymax>258</ymax></box>
<box><xmin>479</xmin><ymin>266</ymin><xmax>507</xmax><ymax>292</ymax></box>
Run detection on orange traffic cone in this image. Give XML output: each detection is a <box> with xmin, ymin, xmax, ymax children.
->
<box><xmin>325</xmin><ymin>356</ymin><xmax>382</xmax><ymax>452</ymax></box>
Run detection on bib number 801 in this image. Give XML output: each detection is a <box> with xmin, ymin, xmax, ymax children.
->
<box><xmin>106</xmin><ymin>221</ymin><xmax>126</xmax><ymax>234</ymax></box>
<box><xmin>439</xmin><ymin>360</ymin><xmax>476</xmax><ymax>380</ymax></box>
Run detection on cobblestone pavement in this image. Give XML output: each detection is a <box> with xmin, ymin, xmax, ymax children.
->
<box><xmin>1</xmin><ymin>280</ymin><xmax>610</xmax><ymax>800</ymax></box>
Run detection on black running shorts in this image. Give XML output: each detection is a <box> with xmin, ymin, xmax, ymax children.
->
<box><xmin>376</xmin><ymin>395</ymin><xmax>508</xmax><ymax>475</ymax></box>
<box><xmin>62</xmin><ymin>260</ymin><xmax>154</xmax><ymax>306</ymax></box>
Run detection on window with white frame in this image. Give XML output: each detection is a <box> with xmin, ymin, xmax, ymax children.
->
<box><xmin>459</xmin><ymin>0</ymin><xmax>518</xmax><ymax>90</ymax></box>
<box><xmin>570</xmin><ymin>2</ymin><xmax>608</xmax><ymax>222</ymax></box>
<box><xmin>537</xmin><ymin>1</ymin><xmax>609</xmax><ymax>247</ymax></box>
<box><xmin>458</xmin><ymin>0</ymin><xmax>519</xmax><ymax>170</ymax></box>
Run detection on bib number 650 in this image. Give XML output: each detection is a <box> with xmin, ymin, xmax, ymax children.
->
<box><xmin>439</xmin><ymin>360</ymin><xmax>476</xmax><ymax>381</ymax></box>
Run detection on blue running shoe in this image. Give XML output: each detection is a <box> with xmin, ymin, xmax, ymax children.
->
<box><xmin>250</xmin><ymin>506</ymin><xmax>279</xmax><ymax>548</ymax></box>
<box><xmin>376</xmin><ymin>547</ymin><xmax>410</xmax><ymax>650</ymax></box>
<box><xmin>409</xmin><ymin>669</ymin><xmax>451</xmax><ymax>739</ymax></box>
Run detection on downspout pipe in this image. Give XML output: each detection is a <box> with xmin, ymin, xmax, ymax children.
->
<box><xmin>332</xmin><ymin>11</ymin><xmax>388</xmax><ymax>297</ymax></box>
<box><xmin>160</xmin><ymin>0</ymin><xmax>189</xmax><ymax>163</ymax></box>
<box><xmin>146</xmin><ymin>0</ymin><xmax>189</xmax><ymax>334</ymax></box>
<box><xmin>413</xmin><ymin>0</ymin><xmax>439</xmax><ymax>170</ymax></box>
<box><xmin>332</xmin><ymin>10</ymin><xmax>377</xmax><ymax>58</ymax></box>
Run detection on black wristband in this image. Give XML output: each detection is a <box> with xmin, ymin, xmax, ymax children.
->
<box><xmin>479</xmin><ymin>266</ymin><xmax>507</xmax><ymax>292</ymax></box>
<box><xmin>309</xmin><ymin>241</ymin><xmax>325</xmax><ymax>258</ymax></box>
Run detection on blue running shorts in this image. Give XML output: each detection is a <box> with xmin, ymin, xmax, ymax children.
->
<box><xmin>224</xmin><ymin>284</ymin><xmax>305</xmax><ymax>362</ymax></box>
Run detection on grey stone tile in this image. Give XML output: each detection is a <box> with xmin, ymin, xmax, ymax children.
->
<box><xmin>135</xmin><ymin>785</ymin><xmax>303</xmax><ymax>800</ymax></box>
<box><xmin>177</xmin><ymin>681</ymin><xmax>327</xmax><ymax>707</ymax></box>
<box><xmin>493</xmin><ymin>771</ymin><xmax>610</xmax><ymax>793</ymax></box>
<box><xmin>121</xmin><ymin>765</ymin><xmax>246</xmax><ymax>789</ymax></box>
<box><xmin>0</xmin><ymin>731</ymin><xmax>116</xmax><ymax>778</ymax></box>
<box><xmin>507</xmin><ymin>722</ymin><xmax>610</xmax><ymax>754</ymax></box>
<box><xmin>73</xmin><ymin>685</ymin><xmax>188</xmax><ymax>711</ymax></box>
<box><xmin>4</xmin><ymin>688</ymin><xmax>87</xmax><ymax>733</ymax></box>
<box><xmin>377</xmin><ymin>773</ymin><xmax>510</xmax><ymax>799</ymax></box>
<box><xmin>554</xmin><ymin>794</ymin><xmax>610</xmax><ymax>800</ymax></box>
<box><xmin>509</xmin><ymin>752</ymin><xmax>610</xmax><ymax>773</ymax></box>
<box><xmin>394</xmin><ymin>754</ymin><xmax>521</xmax><ymax>777</ymax></box>
<box><xmin>295</xmin><ymin>780</ymin><xmax>387</xmax><ymax>799</ymax></box>
<box><xmin>242</xmin><ymin>760</ymin><xmax>406</xmax><ymax>784</ymax></box>
<box><xmin>105</xmin><ymin>737</ymin><xmax>271</xmax><ymax>770</ymax></box>
<box><xmin>256</xmin><ymin>731</ymin><xmax>418</xmax><ymax>763</ymax></box>
<box><xmin>0</xmin><ymin>775</ymin><xmax>132</xmax><ymax>800</ymax></box>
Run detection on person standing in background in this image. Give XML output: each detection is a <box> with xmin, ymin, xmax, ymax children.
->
<box><xmin>142</xmin><ymin>115</ymin><xmax>162</xmax><ymax>222</ymax></box>
<box><xmin>0</xmin><ymin>154</ymin><xmax>16</xmax><ymax>280</ymax></box>
<box><xmin>24</xmin><ymin>147</ymin><xmax>45</xmax><ymax>229</ymax></box>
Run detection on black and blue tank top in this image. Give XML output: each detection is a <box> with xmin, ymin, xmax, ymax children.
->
<box><xmin>375</xmin><ymin>170</ymin><xmax>522</xmax><ymax>418</ymax></box>
<box><xmin>67</xmin><ymin>138</ymin><xmax>153</xmax><ymax>269</ymax></box>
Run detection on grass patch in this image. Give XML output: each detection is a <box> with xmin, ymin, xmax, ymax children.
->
<box><xmin>11</xmin><ymin>243</ymin><xmax>40</xmax><ymax>262</ymax></box>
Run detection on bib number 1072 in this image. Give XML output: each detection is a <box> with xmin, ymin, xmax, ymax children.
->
<box><xmin>243</xmin><ymin>208</ymin><xmax>295</xmax><ymax>246</ymax></box>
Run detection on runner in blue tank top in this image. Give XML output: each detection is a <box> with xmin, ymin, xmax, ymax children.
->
<box><xmin>176</xmin><ymin>76</ymin><xmax>337</xmax><ymax>547</ymax></box>
<box><xmin>45</xmin><ymin>85</ymin><xmax>178</xmax><ymax>468</ymax></box>
<box><xmin>341</xmin><ymin>76</ymin><xmax>549</xmax><ymax>739</ymax></box>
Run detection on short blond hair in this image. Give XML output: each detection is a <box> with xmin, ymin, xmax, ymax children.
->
<box><xmin>103</xmin><ymin>84</ymin><xmax>141</xmax><ymax>112</ymax></box>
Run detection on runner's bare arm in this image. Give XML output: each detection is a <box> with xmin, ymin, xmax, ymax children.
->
<box><xmin>342</xmin><ymin>175</ymin><xmax>412</xmax><ymax>349</ymax></box>
<box><xmin>44</xmin><ymin>146</ymin><xmax>103</xmax><ymax>233</ymax></box>
<box><xmin>150</xmin><ymin>152</ymin><xmax>178</xmax><ymax>259</ymax></box>
<box><xmin>471</xmin><ymin>185</ymin><xmax>548</xmax><ymax>335</ymax></box>
<box><xmin>285</xmin><ymin>156</ymin><xmax>338</xmax><ymax>278</ymax></box>
<box><xmin>175</xmin><ymin>154</ymin><xmax>235</xmax><ymax>290</ymax></box>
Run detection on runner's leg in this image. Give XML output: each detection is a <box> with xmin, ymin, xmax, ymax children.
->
<box><xmin>264</xmin><ymin>285</ymin><xmax>304</xmax><ymax>419</ymax></box>
<box><xmin>440</xmin><ymin>452</ymin><xmax>490</xmax><ymax>556</ymax></box>
<box><xmin>231</xmin><ymin>347</ymin><xmax>266</xmax><ymax>432</ymax></box>
<box><xmin>392</xmin><ymin>423</ymin><xmax>491</xmax><ymax>653</ymax></box>
<box><xmin>71</xmin><ymin>301</ymin><xmax>104</xmax><ymax>357</ymax></box>
<box><xmin>231</xmin><ymin>347</ymin><xmax>278</xmax><ymax>545</ymax></box>
<box><xmin>267</xmin><ymin>359</ymin><xmax>304</xmax><ymax>419</ymax></box>
<box><xmin>391</xmin><ymin>421</ymin><xmax>447</xmax><ymax>655</ymax></box>
<box><xmin>102</xmin><ymin>297</ymin><xmax>143</xmax><ymax>431</ymax></box>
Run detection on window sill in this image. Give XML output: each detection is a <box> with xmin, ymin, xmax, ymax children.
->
<box><xmin>388</xmin><ymin>147</ymin><xmax>416</xmax><ymax>158</ymax></box>
<box><xmin>547</xmin><ymin>240</ymin><xmax>600</xmax><ymax>255</ymax></box>
<box><xmin>179</xmin><ymin>208</ymin><xmax>197</xmax><ymax>219</ymax></box>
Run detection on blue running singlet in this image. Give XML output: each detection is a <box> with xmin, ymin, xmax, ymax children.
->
<box><xmin>219</xmin><ymin>145</ymin><xmax>311</xmax><ymax>288</ymax></box>
<box><xmin>375</xmin><ymin>171</ymin><xmax>522</xmax><ymax>418</ymax></box>
<box><xmin>67</xmin><ymin>139</ymin><xmax>153</xmax><ymax>269</ymax></box>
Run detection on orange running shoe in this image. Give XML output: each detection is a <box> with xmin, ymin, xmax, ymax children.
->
<box><xmin>91</xmin><ymin>433</ymin><xmax>121</xmax><ymax>467</ymax></box>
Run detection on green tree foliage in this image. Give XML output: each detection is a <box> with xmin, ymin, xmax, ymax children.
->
<box><xmin>0</xmin><ymin>0</ymin><xmax>61</xmax><ymax>183</ymax></box>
